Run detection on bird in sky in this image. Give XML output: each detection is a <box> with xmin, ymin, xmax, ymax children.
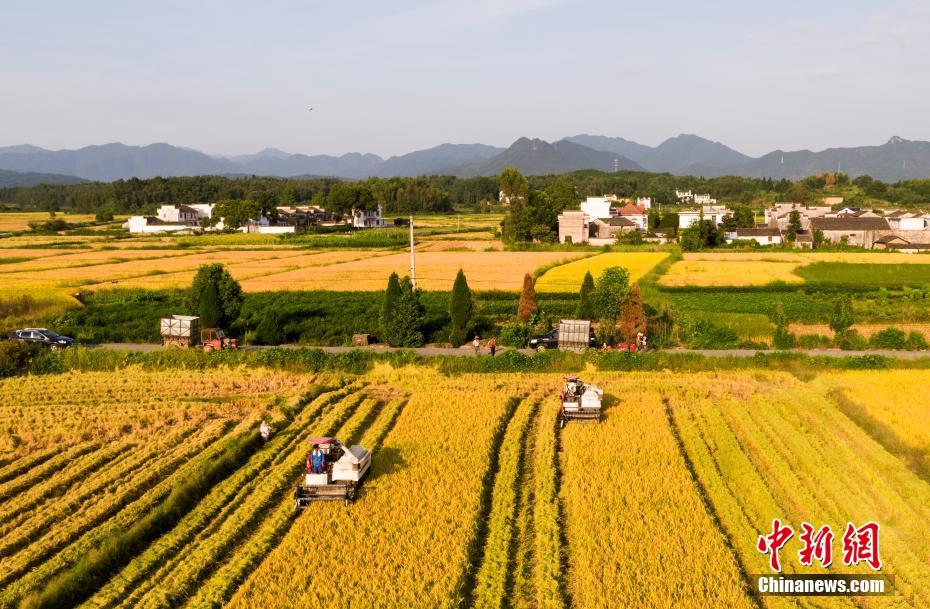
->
<box><xmin>308</xmin><ymin>107</ymin><xmax>313</xmax><ymax>112</ymax></box>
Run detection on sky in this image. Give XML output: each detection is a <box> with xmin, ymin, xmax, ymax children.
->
<box><xmin>2</xmin><ymin>0</ymin><xmax>929</xmax><ymax>158</ymax></box>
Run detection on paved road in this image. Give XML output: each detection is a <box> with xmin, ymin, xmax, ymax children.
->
<box><xmin>93</xmin><ymin>343</ymin><xmax>930</xmax><ymax>359</ymax></box>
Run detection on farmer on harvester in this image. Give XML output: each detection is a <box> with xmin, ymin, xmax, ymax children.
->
<box><xmin>308</xmin><ymin>444</ymin><xmax>326</xmax><ymax>474</ymax></box>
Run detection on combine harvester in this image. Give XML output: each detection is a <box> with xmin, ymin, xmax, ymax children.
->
<box><xmin>294</xmin><ymin>437</ymin><xmax>372</xmax><ymax>510</ymax></box>
<box><xmin>559</xmin><ymin>376</ymin><xmax>603</xmax><ymax>428</ymax></box>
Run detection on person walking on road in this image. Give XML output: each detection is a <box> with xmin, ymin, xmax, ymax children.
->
<box><xmin>472</xmin><ymin>335</ymin><xmax>481</xmax><ymax>355</ymax></box>
<box><xmin>488</xmin><ymin>336</ymin><xmax>497</xmax><ymax>357</ymax></box>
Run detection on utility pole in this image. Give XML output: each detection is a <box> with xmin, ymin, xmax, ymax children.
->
<box><xmin>409</xmin><ymin>215</ymin><xmax>416</xmax><ymax>290</ymax></box>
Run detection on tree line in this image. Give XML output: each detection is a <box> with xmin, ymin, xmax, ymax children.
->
<box><xmin>4</xmin><ymin>168</ymin><xmax>928</xmax><ymax>218</ymax></box>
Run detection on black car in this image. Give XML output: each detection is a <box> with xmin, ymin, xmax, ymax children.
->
<box><xmin>9</xmin><ymin>328</ymin><xmax>75</xmax><ymax>349</ymax></box>
<box><xmin>528</xmin><ymin>328</ymin><xmax>598</xmax><ymax>351</ymax></box>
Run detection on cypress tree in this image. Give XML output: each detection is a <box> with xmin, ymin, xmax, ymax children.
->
<box><xmin>517</xmin><ymin>273</ymin><xmax>538</xmax><ymax>323</ymax></box>
<box><xmin>576</xmin><ymin>271</ymin><xmax>595</xmax><ymax>319</ymax></box>
<box><xmin>380</xmin><ymin>272</ymin><xmax>402</xmax><ymax>345</ymax></box>
<box><xmin>199</xmin><ymin>281</ymin><xmax>221</xmax><ymax>328</ymax></box>
<box><xmin>393</xmin><ymin>277</ymin><xmax>425</xmax><ymax>347</ymax></box>
<box><xmin>448</xmin><ymin>269</ymin><xmax>473</xmax><ymax>346</ymax></box>
<box><xmin>256</xmin><ymin>307</ymin><xmax>283</xmax><ymax>345</ymax></box>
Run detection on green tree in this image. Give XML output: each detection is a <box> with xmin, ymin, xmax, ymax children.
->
<box><xmin>392</xmin><ymin>277</ymin><xmax>425</xmax><ymax>347</ymax></box>
<box><xmin>786</xmin><ymin>209</ymin><xmax>801</xmax><ymax>243</ymax></box>
<box><xmin>187</xmin><ymin>264</ymin><xmax>243</xmax><ymax>329</ymax></box>
<box><xmin>812</xmin><ymin>229</ymin><xmax>826</xmax><ymax>249</ymax></box>
<box><xmin>198</xmin><ymin>281</ymin><xmax>221</xmax><ymax>328</ymax></box>
<box><xmin>593</xmin><ymin>266</ymin><xmax>630</xmax><ymax>329</ymax></box>
<box><xmin>576</xmin><ymin>271</ymin><xmax>596</xmax><ymax>319</ymax></box>
<box><xmin>279</xmin><ymin>188</ymin><xmax>295</xmax><ymax>207</ymax></box>
<box><xmin>829</xmin><ymin>295</ymin><xmax>855</xmax><ymax>337</ymax></box>
<box><xmin>772</xmin><ymin>301</ymin><xmax>795</xmax><ymax>349</ymax></box>
<box><xmin>517</xmin><ymin>273</ymin><xmax>538</xmax><ymax>323</ymax></box>
<box><xmin>213</xmin><ymin>199</ymin><xmax>262</xmax><ymax>229</ymax></box>
<box><xmin>544</xmin><ymin>178</ymin><xmax>576</xmax><ymax>211</ymax></box>
<box><xmin>327</xmin><ymin>183</ymin><xmax>377</xmax><ymax>215</ymax></box>
<box><xmin>255</xmin><ymin>307</ymin><xmax>284</xmax><ymax>345</ymax></box>
<box><xmin>379</xmin><ymin>272</ymin><xmax>403</xmax><ymax>345</ymax></box>
<box><xmin>448</xmin><ymin>269</ymin><xmax>473</xmax><ymax>346</ymax></box>
<box><xmin>498</xmin><ymin>167</ymin><xmax>528</xmax><ymax>204</ymax></box>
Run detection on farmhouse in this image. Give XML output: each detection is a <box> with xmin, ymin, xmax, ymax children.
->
<box><xmin>558</xmin><ymin>210</ymin><xmax>588</xmax><ymax>244</ymax></box>
<box><xmin>580</xmin><ymin>195</ymin><xmax>619</xmax><ymax>220</ymax></box>
<box><xmin>808</xmin><ymin>216</ymin><xmax>891</xmax><ymax>249</ymax></box>
<box><xmin>351</xmin><ymin>204</ymin><xmax>386</xmax><ymax>228</ymax></box>
<box><xmin>884</xmin><ymin>210</ymin><xmax>928</xmax><ymax>231</ymax></box>
<box><xmin>724</xmin><ymin>227</ymin><xmax>783</xmax><ymax>245</ymax></box>
<box><xmin>591</xmin><ymin>216</ymin><xmax>636</xmax><ymax>239</ymax></box>
<box><xmin>614</xmin><ymin>204</ymin><xmax>648</xmax><ymax>230</ymax></box>
<box><xmin>679</xmin><ymin>205</ymin><xmax>731</xmax><ymax>229</ymax></box>
<box><xmin>125</xmin><ymin>203</ymin><xmax>218</xmax><ymax>234</ymax></box>
<box><xmin>764</xmin><ymin>204</ymin><xmax>831</xmax><ymax>230</ymax></box>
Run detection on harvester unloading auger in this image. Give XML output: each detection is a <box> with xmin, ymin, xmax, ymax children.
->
<box><xmin>559</xmin><ymin>376</ymin><xmax>603</xmax><ymax>428</ymax></box>
<box><xmin>294</xmin><ymin>437</ymin><xmax>372</xmax><ymax>511</ymax></box>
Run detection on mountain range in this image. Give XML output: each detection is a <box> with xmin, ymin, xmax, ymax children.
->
<box><xmin>2</xmin><ymin>135</ymin><xmax>930</xmax><ymax>184</ymax></box>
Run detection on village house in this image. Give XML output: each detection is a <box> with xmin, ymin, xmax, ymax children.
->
<box><xmin>125</xmin><ymin>203</ymin><xmax>218</xmax><ymax>234</ymax></box>
<box><xmin>557</xmin><ymin>210</ymin><xmax>588</xmax><ymax>244</ymax></box>
<box><xmin>808</xmin><ymin>216</ymin><xmax>891</xmax><ymax>249</ymax></box>
<box><xmin>724</xmin><ymin>227</ymin><xmax>783</xmax><ymax>246</ymax></box>
<box><xmin>579</xmin><ymin>195</ymin><xmax>618</xmax><ymax>220</ymax></box>
<box><xmin>678</xmin><ymin>205</ymin><xmax>731</xmax><ymax>229</ymax></box>
<box><xmin>764</xmin><ymin>204</ymin><xmax>832</xmax><ymax>231</ymax></box>
<box><xmin>874</xmin><ymin>235</ymin><xmax>930</xmax><ymax>253</ymax></box>
<box><xmin>884</xmin><ymin>210</ymin><xmax>928</xmax><ymax>231</ymax></box>
<box><xmin>591</xmin><ymin>216</ymin><xmax>637</xmax><ymax>239</ymax></box>
<box><xmin>614</xmin><ymin>204</ymin><xmax>649</xmax><ymax>230</ymax></box>
<box><xmin>351</xmin><ymin>204</ymin><xmax>386</xmax><ymax>228</ymax></box>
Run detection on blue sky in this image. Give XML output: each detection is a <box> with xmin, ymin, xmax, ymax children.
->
<box><xmin>2</xmin><ymin>0</ymin><xmax>929</xmax><ymax>157</ymax></box>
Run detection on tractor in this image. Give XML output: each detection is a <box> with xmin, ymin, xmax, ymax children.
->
<box><xmin>294</xmin><ymin>437</ymin><xmax>372</xmax><ymax>511</ymax></box>
<box><xmin>559</xmin><ymin>375</ymin><xmax>603</xmax><ymax>428</ymax></box>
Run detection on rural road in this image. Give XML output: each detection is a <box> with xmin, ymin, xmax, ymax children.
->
<box><xmin>92</xmin><ymin>343</ymin><xmax>930</xmax><ymax>359</ymax></box>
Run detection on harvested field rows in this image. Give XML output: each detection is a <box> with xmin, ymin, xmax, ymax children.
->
<box><xmin>3</xmin><ymin>367</ymin><xmax>930</xmax><ymax>608</ymax></box>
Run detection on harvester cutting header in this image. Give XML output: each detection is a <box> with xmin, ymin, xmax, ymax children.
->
<box><xmin>560</xmin><ymin>376</ymin><xmax>602</xmax><ymax>428</ymax></box>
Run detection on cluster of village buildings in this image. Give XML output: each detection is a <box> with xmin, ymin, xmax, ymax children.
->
<box><xmin>124</xmin><ymin>204</ymin><xmax>386</xmax><ymax>234</ymax></box>
<box><xmin>557</xmin><ymin>194</ymin><xmax>930</xmax><ymax>252</ymax></box>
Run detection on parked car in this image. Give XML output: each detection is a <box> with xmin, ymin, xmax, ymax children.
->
<box><xmin>528</xmin><ymin>324</ymin><xmax>598</xmax><ymax>352</ymax></box>
<box><xmin>8</xmin><ymin>328</ymin><xmax>75</xmax><ymax>349</ymax></box>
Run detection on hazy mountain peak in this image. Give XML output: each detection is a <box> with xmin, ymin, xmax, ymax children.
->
<box><xmin>886</xmin><ymin>136</ymin><xmax>908</xmax><ymax>145</ymax></box>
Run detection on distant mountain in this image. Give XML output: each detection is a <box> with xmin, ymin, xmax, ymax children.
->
<box><xmin>0</xmin><ymin>144</ymin><xmax>47</xmax><ymax>155</ymax></box>
<box><xmin>452</xmin><ymin>137</ymin><xmax>645</xmax><ymax>177</ymax></box>
<box><xmin>0</xmin><ymin>143</ymin><xmax>241</xmax><ymax>181</ymax></box>
<box><xmin>240</xmin><ymin>152</ymin><xmax>383</xmax><ymax>178</ymax></box>
<box><xmin>699</xmin><ymin>137</ymin><xmax>930</xmax><ymax>182</ymax></box>
<box><xmin>374</xmin><ymin>143</ymin><xmax>503</xmax><ymax>177</ymax></box>
<box><xmin>227</xmin><ymin>148</ymin><xmax>292</xmax><ymax>164</ymax></box>
<box><xmin>5</xmin><ymin>135</ymin><xmax>930</xmax><ymax>182</ymax></box>
<box><xmin>565</xmin><ymin>133</ymin><xmax>751</xmax><ymax>174</ymax></box>
<box><xmin>0</xmin><ymin>169</ymin><xmax>86</xmax><ymax>187</ymax></box>
<box><xmin>562</xmin><ymin>134</ymin><xmax>654</xmax><ymax>166</ymax></box>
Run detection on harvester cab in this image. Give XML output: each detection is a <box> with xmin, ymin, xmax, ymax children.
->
<box><xmin>294</xmin><ymin>437</ymin><xmax>372</xmax><ymax>511</ymax></box>
<box><xmin>559</xmin><ymin>375</ymin><xmax>603</xmax><ymax>428</ymax></box>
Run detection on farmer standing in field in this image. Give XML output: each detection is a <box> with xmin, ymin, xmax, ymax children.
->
<box><xmin>488</xmin><ymin>336</ymin><xmax>497</xmax><ymax>357</ymax></box>
<box><xmin>309</xmin><ymin>444</ymin><xmax>325</xmax><ymax>474</ymax></box>
<box><xmin>473</xmin><ymin>335</ymin><xmax>481</xmax><ymax>355</ymax></box>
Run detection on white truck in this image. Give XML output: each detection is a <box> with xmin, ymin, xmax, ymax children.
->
<box><xmin>160</xmin><ymin>315</ymin><xmax>200</xmax><ymax>348</ymax></box>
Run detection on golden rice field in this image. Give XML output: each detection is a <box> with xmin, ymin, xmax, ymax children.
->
<box><xmin>0</xmin><ymin>213</ymin><xmax>101</xmax><ymax>232</ymax></box>
<box><xmin>660</xmin><ymin>251</ymin><xmax>930</xmax><ymax>287</ymax></box>
<box><xmin>0</xmin><ymin>246</ymin><xmax>586</xmax><ymax>295</ymax></box>
<box><xmin>535</xmin><ymin>252</ymin><xmax>669</xmax><ymax>292</ymax></box>
<box><xmin>2</xmin><ymin>364</ymin><xmax>928</xmax><ymax>608</ymax></box>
